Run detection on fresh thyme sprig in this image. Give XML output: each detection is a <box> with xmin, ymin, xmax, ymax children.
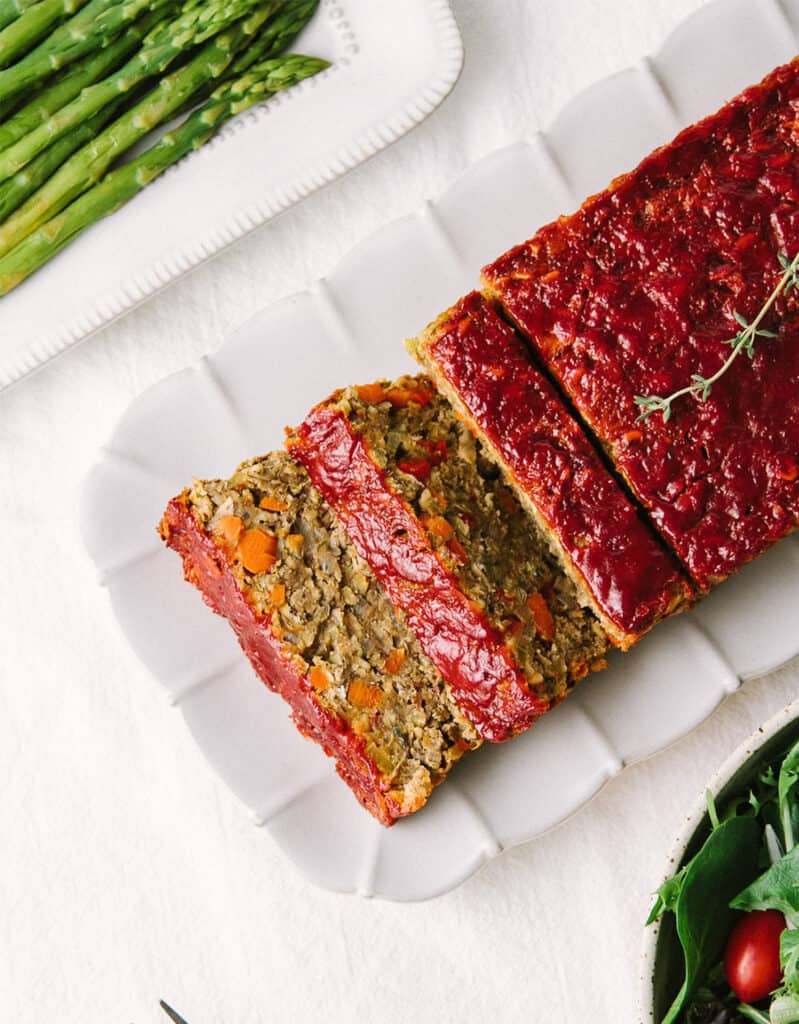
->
<box><xmin>634</xmin><ymin>250</ymin><xmax>799</xmax><ymax>422</ymax></box>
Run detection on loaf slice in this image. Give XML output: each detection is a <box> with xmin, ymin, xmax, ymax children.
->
<box><xmin>483</xmin><ymin>58</ymin><xmax>799</xmax><ymax>590</ymax></box>
<box><xmin>408</xmin><ymin>292</ymin><xmax>692</xmax><ymax>648</ymax></box>
<box><xmin>288</xmin><ymin>376</ymin><xmax>611</xmax><ymax>743</ymax></box>
<box><xmin>159</xmin><ymin>452</ymin><xmax>480</xmax><ymax>826</ymax></box>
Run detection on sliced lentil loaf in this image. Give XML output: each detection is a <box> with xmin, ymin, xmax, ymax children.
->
<box><xmin>288</xmin><ymin>375</ymin><xmax>611</xmax><ymax>743</ymax></box>
<box><xmin>408</xmin><ymin>292</ymin><xmax>692</xmax><ymax>648</ymax></box>
<box><xmin>159</xmin><ymin>451</ymin><xmax>480</xmax><ymax>826</ymax></box>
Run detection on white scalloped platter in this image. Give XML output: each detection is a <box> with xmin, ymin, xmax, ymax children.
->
<box><xmin>82</xmin><ymin>0</ymin><xmax>799</xmax><ymax>901</ymax></box>
<box><xmin>0</xmin><ymin>0</ymin><xmax>463</xmax><ymax>391</ymax></box>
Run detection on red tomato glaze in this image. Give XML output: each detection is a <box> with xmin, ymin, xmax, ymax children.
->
<box><xmin>160</xmin><ymin>494</ymin><xmax>407</xmax><ymax>826</ymax></box>
<box><xmin>422</xmin><ymin>292</ymin><xmax>691</xmax><ymax>643</ymax></box>
<box><xmin>485</xmin><ymin>58</ymin><xmax>799</xmax><ymax>589</ymax></box>
<box><xmin>289</xmin><ymin>405</ymin><xmax>551</xmax><ymax>743</ymax></box>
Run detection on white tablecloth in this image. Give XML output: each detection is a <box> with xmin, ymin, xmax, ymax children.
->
<box><xmin>4</xmin><ymin>1</ymin><xmax>798</xmax><ymax>1020</ymax></box>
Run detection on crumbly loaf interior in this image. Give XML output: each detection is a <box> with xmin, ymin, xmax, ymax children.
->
<box><xmin>187</xmin><ymin>451</ymin><xmax>479</xmax><ymax>811</ymax></box>
<box><xmin>331</xmin><ymin>378</ymin><xmax>610</xmax><ymax>701</ymax></box>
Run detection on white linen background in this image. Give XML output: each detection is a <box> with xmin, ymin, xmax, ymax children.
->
<box><xmin>3</xmin><ymin>0</ymin><xmax>798</xmax><ymax>1020</ymax></box>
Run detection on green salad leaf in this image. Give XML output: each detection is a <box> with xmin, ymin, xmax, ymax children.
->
<box><xmin>731</xmin><ymin>846</ymin><xmax>799</xmax><ymax>925</ymax></box>
<box><xmin>780</xmin><ymin>929</ymin><xmax>799</xmax><ymax>1003</ymax></box>
<box><xmin>769</xmin><ymin>993</ymin><xmax>799</xmax><ymax>1024</ymax></box>
<box><xmin>661</xmin><ymin>816</ymin><xmax>761</xmax><ymax>1024</ymax></box>
<box><xmin>648</xmin><ymin>866</ymin><xmax>689</xmax><ymax>926</ymax></box>
<box><xmin>778</xmin><ymin>742</ymin><xmax>799</xmax><ymax>852</ymax></box>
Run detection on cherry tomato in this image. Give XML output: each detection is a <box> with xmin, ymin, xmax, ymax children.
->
<box><xmin>724</xmin><ymin>909</ymin><xmax>786</xmax><ymax>1003</ymax></box>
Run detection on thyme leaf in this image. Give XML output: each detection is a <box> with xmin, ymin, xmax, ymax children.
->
<box><xmin>635</xmin><ymin>250</ymin><xmax>799</xmax><ymax>422</ymax></box>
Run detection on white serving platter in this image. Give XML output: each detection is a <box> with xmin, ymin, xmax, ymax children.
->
<box><xmin>0</xmin><ymin>0</ymin><xmax>464</xmax><ymax>391</ymax></box>
<box><xmin>82</xmin><ymin>0</ymin><xmax>799</xmax><ymax>901</ymax></box>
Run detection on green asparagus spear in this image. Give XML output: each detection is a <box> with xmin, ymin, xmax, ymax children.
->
<box><xmin>144</xmin><ymin>0</ymin><xmax>277</xmax><ymax>48</ymax></box>
<box><xmin>0</xmin><ymin>0</ymin><xmax>175</xmax><ymax>104</ymax></box>
<box><xmin>0</xmin><ymin>6</ymin><xmax>277</xmax><ymax>256</ymax></box>
<box><xmin>229</xmin><ymin>0</ymin><xmax>317</xmax><ymax>71</ymax></box>
<box><xmin>0</xmin><ymin>54</ymin><xmax>328</xmax><ymax>294</ymax></box>
<box><xmin>173</xmin><ymin>0</ymin><xmax>318</xmax><ymax>115</ymax></box>
<box><xmin>0</xmin><ymin>4</ymin><xmax>174</xmax><ymax>153</ymax></box>
<box><xmin>0</xmin><ymin>0</ymin><xmax>88</xmax><ymax>68</ymax></box>
<box><xmin>0</xmin><ymin>0</ymin><xmax>272</xmax><ymax>177</ymax></box>
<box><xmin>0</xmin><ymin>0</ymin><xmax>42</xmax><ymax>33</ymax></box>
<box><xmin>0</xmin><ymin>80</ymin><xmax>149</xmax><ymax>220</ymax></box>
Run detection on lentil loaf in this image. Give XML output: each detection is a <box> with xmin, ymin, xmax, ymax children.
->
<box><xmin>159</xmin><ymin>452</ymin><xmax>480</xmax><ymax>826</ymax></box>
<box><xmin>408</xmin><ymin>292</ymin><xmax>692</xmax><ymax>647</ymax></box>
<box><xmin>483</xmin><ymin>57</ymin><xmax>799</xmax><ymax>590</ymax></box>
<box><xmin>288</xmin><ymin>375</ymin><xmax>611</xmax><ymax>743</ymax></box>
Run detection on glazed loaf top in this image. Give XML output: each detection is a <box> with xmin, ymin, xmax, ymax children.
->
<box><xmin>484</xmin><ymin>57</ymin><xmax>799</xmax><ymax>589</ymax></box>
<box><xmin>409</xmin><ymin>292</ymin><xmax>691</xmax><ymax>648</ymax></box>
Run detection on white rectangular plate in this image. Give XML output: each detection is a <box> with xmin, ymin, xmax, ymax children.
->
<box><xmin>0</xmin><ymin>0</ymin><xmax>463</xmax><ymax>390</ymax></box>
<box><xmin>82</xmin><ymin>0</ymin><xmax>799</xmax><ymax>901</ymax></box>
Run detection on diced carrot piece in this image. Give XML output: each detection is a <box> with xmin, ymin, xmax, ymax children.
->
<box><xmin>527</xmin><ymin>592</ymin><xmax>555</xmax><ymax>641</ymax></box>
<box><xmin>385</xmin><ymin>649</ymin><xmax>406</xmax><ymax>675</ymax></box>
<box><xmin>421</xmin><ymin>514</ymin><xmax>453</xmax><ymax>542</ymax></box>
<box><xmin>286</xmin><ymin>533</ymin><xmax>305</xmax><ymax>554</ymax></box>
<box><xmin>259</xmin><ymin>495</ymin><xmax>289</xmax><ymax>512</ymax></box>
<box><xmin>446</xmin><ymin>536</ymin><xmax>467</xmax><ymax>562</ymax></box>
<box><xmin>243</xmin><ymin>549</ymin><xmax>276</xmax><ymax>574</ymax></box>
<box><xmin>347</xmin><ymin>680</ymin><xmax>384</xmax><ymax>708</ymax></box>
<box><xmin>269</xmin><ymin>584</ymin><xmax>286</xmax><ymax>606</ymax></box>
<box><xmin>236</xmin><ymin>529</ymin><xmax>277</xmax><ymax>574</ymax></box>
<box><xmin>309</xmin><ymin>665</ymin><xmax>332</xmax><ymax>690</ymax></box>
<box><xmin>397</xmin><ymin>458</ymin><xmax>431</xmax><ymax>481</ymax></box>
<box><xmin>385</xmin><ymin>385</ymin><xmax>432</xmax><ymax>408</ymax></box>
<box><xmin>623</xmin><ymin>429</ymin><xmax>643</xmax><ymax>445</ymax></box>
<box><xmin>356</xmin><ymin>383</ymin><xmax>387</xmax><ymax>404</ymax></box>
<box><xmin>214</xmin><ymin>515</ymin><xmax>243</xmax><ymax>545</ymax></box>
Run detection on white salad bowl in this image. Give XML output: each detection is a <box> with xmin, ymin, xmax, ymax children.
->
<box><xmin>639</xmin><ymin>699</ymin><xmax>799</xmax><ymax>1023</ymax></box>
